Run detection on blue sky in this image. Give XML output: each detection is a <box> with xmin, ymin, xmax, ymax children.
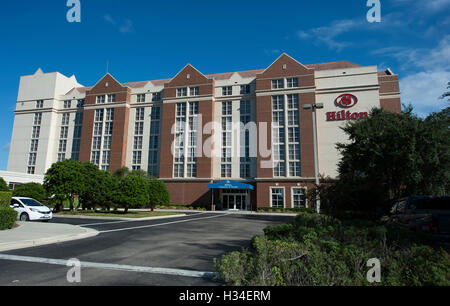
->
<box><xmin>0</xmin><ymin>0</ymin><xmax>449</xmax><ymax>170</ymax></box>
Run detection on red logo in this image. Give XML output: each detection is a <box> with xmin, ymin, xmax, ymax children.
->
<box><xmin>335</xmin><ymin>94</ymin><xmax>358</xmax><ymax>108</ymax></box>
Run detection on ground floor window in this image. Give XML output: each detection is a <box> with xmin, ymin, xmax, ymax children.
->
<box><xmin>292</xmin><ymin>187</ymin><xmax>307</xmax><ymax>208</ymax></box>
<box><xmin>271</xmin><ymin>187</ymin><xmax>285</xmax><ymax>208</ymax></box>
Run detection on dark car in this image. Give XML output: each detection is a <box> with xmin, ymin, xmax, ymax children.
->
<box><xmin>388</xmin><ymin>196</ymin><xmax>450</xmax><ymax>238</ymax></box>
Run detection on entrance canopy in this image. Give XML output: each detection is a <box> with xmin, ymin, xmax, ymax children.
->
<box><xmin>208</xmin><ymin>180</ymin><xmax>254</xmax><ymax>190</ymax></box>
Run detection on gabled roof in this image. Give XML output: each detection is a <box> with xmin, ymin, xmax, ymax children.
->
<box><xmin>62</xmin><ymin>57</ymin><xmax>367</xmax><ymax>94</ymax></box>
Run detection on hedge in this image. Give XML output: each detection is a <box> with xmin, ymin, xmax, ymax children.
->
<box><xmin>215</xmin><ymin>212</ymin><xmax>450</xmax><ymax>286</ymax></box>
<box><xmin>0</xmin><ymin>207</ymin><xmax>17</xmax><ymax>230</ymax></box>
<box><xmin>0</xmin><ymin>191</ymin><xmax>12</xmax><ymax>208</ymax></box>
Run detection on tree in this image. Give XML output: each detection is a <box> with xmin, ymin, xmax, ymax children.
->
<box><xmin>115</xmin><ymin>175</ymin><xmax>149</xmax><ymax>213</ymax></box>
<box><xmin>43</xmin><ymin>159</ymin><xmax>84</xmax><ymax>212</ymax></box>
<box><xmin>147</xmin><ymin>178</ymin><xmax>170</xmax><ymax>211</ymax></box>
<box><xmin>127</xmin><ymin>170</ymin><xmax>170</xmax><ymax>211</ymax></box>
<box><xmin>78</xmin><ymin>162</ymin><xmax>116</xmax><ymax>211</ymax></box>
<box><xmin>113</xmin><ymin>167</ymin><xmax>130</xmax><ymax>179</ymax></box>
<box><xmin>0</xmin><ymin>178</ymin><xmax>9</xmax><ymax>191</ymax></box>
<box><xmin>12</xmin><ymin>183</ymin><xmax>47</xmax><ymax>202</ymax></box>
<box><xmin>333</xmin><ymin>107</ymin><xmax>449</xmax><ymax>211</ymax></box>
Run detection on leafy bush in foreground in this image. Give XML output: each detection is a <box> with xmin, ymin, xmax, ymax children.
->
<box><xmin>215</xmin><ymin>212</ymin><xmax>450</xmax><ymax>286</ymax></box>
<box><xmin>0</xmin><ymin>207</ymin><xmax>17</xmax><ymax>230</ymax></box>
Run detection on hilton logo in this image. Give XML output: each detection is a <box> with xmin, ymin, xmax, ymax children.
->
<box><xmin>327</xmin><ymin>94</ymin><xmax>368</xmax><ymax>122</ymax></box>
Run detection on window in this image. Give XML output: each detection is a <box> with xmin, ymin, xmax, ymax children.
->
<box><xmin>152</xmin><ymin>92</ymin><xmax>162</xmax><ymax>102</ymax></box>
<box><xmin>137</xmin><ymin>94</ymin><xmax>146</xmax><ymax>103</ymax></box>
<box><xmin>27</xmin><ymin>167</ymin><xmax>35</xmax><ymax>174</ymax></box>
<box><xmin>91</xmin><ymin>151</ymin><xmax>100</xmax><ymax>165</ymax></box>
<box><xmin>190</xmin><ymin>87</ymin><xmax>199</xmax><ymax>96</ymax></box>
<box><xmin>92</xmin><ymin>137</ymin><xmax>102</xmax><ymax>150</ymax></box>
<box><xmin>104</xmin><ymin>122</ymin><xmax>113</xmax><ymax>135</ymax></box>
<box><xmin>64</xmin><ymin>100</ymin><xmax>71</xmax><ymax>109</ymax></box>
<box><xmin>60</xmin><ymin>126</ymin><xmax>69</xmax><ymax>139</ymax></box>
<box><xmin>77</xmin><ymin>99</ymin><xmax>85</xmax><ymax>108</ymax></box>
<box><xmin>134</xmin><ymin>136</ymin><xmax>143</xmax><ymax>150</ymax></box>
<box><xmin>134</xmin><ymin>122</ymin><xmax>144</xmax><ymax>135</ymax></box>
<box><xmin>106</xmin><ymin>108</ymin><xmax>114</xmax><ymax>121</ymax></box>
<box><xmin>108</xmin><ymin>94</ymin><xmax>116</xmax><ymax>103</ymax></box>
<box><xmin>62</xmin><ymin>113</ymin><xmax>70</xmax><ymax>126</ymax></box>
<box><xmin>34</xmin><ymin>113</ymin><xmax>42</xmax><ymax>125</ymax></box>
<box><xmin>272</xmin><ymin>79</ymin><xmax>284</xmax><ymax>89</ymax></box>
<box><xmin>30</xmin><ymin>140</ymin><xmax>39</xmax><ymax>152</ymax></box>
<box><xmin>240</xmin><ymin>163</ymin><xmax>250</xmax><ymax>178</ymax></box>
<box><xmin>36</xmin><ymin>100</ymin><xmax>44</xmax><ymax>109</ymax></box>
<box><xmin>271</xmin><ymin>188</ymin><xmax>285</xmax><ymax>208</ymax></box>
<box><xmin>222</xmin><ymin>101</ymin><xmax>232</xmax><ymax>115</ymax></box>
<box><xmin>136</xmin><ymin>108</ymin><xmax>145</xmax><ymax>121</ymax></box>
<box><xmin>221</xmin><ymin>164</ymin><xmax>232</xmax><ymax>178</ymax></box>
<box><xmin>95</xmin><ymin>109</ymin><xmax>104</xmax><ymax>122</ymax></box>
<box><xmin>28</xmin><ymin>153</ymin><xmax>37</xmax><ymax>166</ymax></box>
<box><xmin>32</xmin><ymin>126</ymin><xmax>41</xmax><ymax>139</ymax></box>
<box><xmin>289</xmin><ymin>162</ymin><xmax>301</xmax><ymax>177</ymax></box>
<box><xmin>96</xmin><ymin>95</ymin><xmax>106</xmax><ymax>104</ymax></box>
<box><xmin>287</xmin><ymin>78</ymin><xmax>299</xmax><ymax>88</ymax></box>
<box><xmin>222</xmin><ymin>86</ymin><xmax>233</xmax><ymax>96</ymax></box>
<box><xmin>292</xmin><ymin>188</ymin><xmax>306</xmax><ymax>208</ymax></box>
<box><xmin>240</xmin><ymin>85</ymin><xmax>251</xmax><ymax>95</ymax></box>
<box><xmin>58</xmin><ymin>140</ymin><xmax>67</xmax><ymax>153</ymax></box>
<box><xmin>177</xmin><ymin>87</ymin><xmax>187</xmax><ymax>97</ymax></box>
<box><xmin>103</xmin><ymin>136</ymin><xmax>112</xmax><ymax>150</ymax></box>
<box><xmin>287</xmin><ymin>94</ymin><xmax>299</xmax><ymax>109</ymax></box>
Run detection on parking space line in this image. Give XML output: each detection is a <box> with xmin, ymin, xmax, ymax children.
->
<box><xmin>76</xmin><ymin>212</ymin><xmax>207</xmax><ymax>227</ymax></box>
<box><xmin>0</xmin><ymin>254</ymin><xmax>215</xmax><ymax>279</ymax></box>
<box><xmin>99</xmin><ymin>213</ymin><xmax>231</xmax><ymax>234</ymax></box>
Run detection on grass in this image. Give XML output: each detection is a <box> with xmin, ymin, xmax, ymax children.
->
<box><xmin>56</xmin><ymin>210</ymin><xmax>182</xmax><ymax>219</ymax></box>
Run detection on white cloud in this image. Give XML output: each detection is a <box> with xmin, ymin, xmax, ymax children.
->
<box><xmin>296</xmin><ymin>19</ymin><xmax>364</xmax><ymax>51</ymax></box>
<box><xmin>400</xmin><ymin>71</ymin><xmax>450</xmax><ymax>117</ymax></box>
<box><xmin>104</xmin><ymin>14</ymin><xmax>135</xmax><ymax>34</ymax></box>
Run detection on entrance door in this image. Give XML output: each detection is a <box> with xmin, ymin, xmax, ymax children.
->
<box><xmin>222</xmin><ymin>193</ymin><xmax>248</xmax><ymax>210</ymax></box>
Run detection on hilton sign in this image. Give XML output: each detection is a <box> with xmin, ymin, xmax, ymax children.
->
<box><xmin>326</xmin><ymin>94</ymin><xmax>368</xmax><ymax>121</ymax></box>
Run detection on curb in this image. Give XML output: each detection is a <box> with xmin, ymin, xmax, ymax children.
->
<box><xmin>154</xmin><ymin>209</ymin><xmax>299</xmax><ymax>217</ymax></box>
<box><xmin>53</xmin><ymin>213</ymin><xmax>187</xmax><ymax>222</ymax></box>
<box><xmin>0</xmin><ymin>226</ymin><xmax>99</xmax><ymax>252</ymax></box>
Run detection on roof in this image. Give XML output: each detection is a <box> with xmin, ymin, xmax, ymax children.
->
<box><xmin>63</xmin><ymin>60</ymin><xmax>364</xmax><ymax>94</ymax></box>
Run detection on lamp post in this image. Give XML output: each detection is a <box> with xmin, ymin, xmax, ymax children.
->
<box><xmin>302</xmin><ymin>103</ymin><xmax>324</xmax><ymax>214</ymax></box>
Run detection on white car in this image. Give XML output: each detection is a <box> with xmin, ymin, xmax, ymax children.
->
<box><xmin>10</xmin><ymin>197</ymin><xmax>53</xmax><ymax>222</ymax></box>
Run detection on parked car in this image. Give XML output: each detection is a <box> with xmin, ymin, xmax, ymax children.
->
<box><xmin>387</xmin><ymin>196</ymin><xmax>450</xmax><ymax>238</ymax></box>
<box><xmin>10</xmin><ymin>197</ymin><xmax>53</xmax><ymax>222</ymax></box>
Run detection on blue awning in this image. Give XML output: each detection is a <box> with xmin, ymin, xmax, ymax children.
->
<box><xmin>208</xmin><ymin>180</ymin><xmax>254</xmax><ymax>190</ymax></box>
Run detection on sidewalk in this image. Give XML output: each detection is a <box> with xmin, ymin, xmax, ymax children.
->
<box><xmin>0</xmin><ymin>222</ymin><xmax>99</xmax><ymax>252</ymax></box>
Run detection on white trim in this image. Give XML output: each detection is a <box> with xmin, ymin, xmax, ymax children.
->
<box><xmin>269</xmin><ymin>186</ymin><xmax>286</xmax><ymax>209</ymax></box>
<box><xmin>290</xmin><ymin>186</ymin><xmax>308</xmax><ymax>209</ymax></box>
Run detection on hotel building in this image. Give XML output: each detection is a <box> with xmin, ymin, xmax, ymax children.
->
<box><xmin>5</xmin><ymin>54</ymin><xmax>401</xmax><ymax>210</ymax></box>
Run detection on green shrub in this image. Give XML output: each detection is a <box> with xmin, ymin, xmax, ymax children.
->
<box><xmin>0</xmin><ymin>178</ymin><xmax>9</xmax><ymax>191</ymax></box>
<box><xmin>12</xmin><ymin>183</ymin><xmax>47</xmax><ymax>202</ymax></box>
<box><xmin>215</xmin><ymin>212</ymin><xmax>450</xmax><ymax>286</ymax></box>
<box><xmin>0</xmin><ymin>207</ymin><xmax>17</xmax><ymax>230</ymax></box>
<box><xmin>0</xmin><ymin>191</ymin><xmax>12</xmax><ymax>208</ymax></box>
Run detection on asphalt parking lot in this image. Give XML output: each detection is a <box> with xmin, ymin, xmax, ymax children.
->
<box><xmin>0</xmin><ymin>212</ymin><xmax>294</xmax><ymax>286</ymax></box>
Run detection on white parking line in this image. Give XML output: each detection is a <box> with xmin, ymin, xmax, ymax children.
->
<box><xmin>78</xmin><ymin>212</ymin><xmax>207</xmax><ymax>227</ymax></box>
<box><xmin>99</xmin><ymin>213</ymin><xmax>231</xmax><ymax>234</ymax></box>
<box><xmin>0</xmin><ymin>254</ymin><xmax>215</xmax><ymax>279</ymax></box>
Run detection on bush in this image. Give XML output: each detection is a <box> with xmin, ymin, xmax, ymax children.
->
<box><xmin>0</xmin><ymin>207</ymin><xmax>17</xmax><ymax>230</ymax></box>
<box><xmin>0</xmin><ymin>178</ymin><xmax>9</xmax><ymax>191</ymax></box>
<box><xmin>12</xmin><ymin>183</ymin><xmax>47</xmax><ymax>202</ymax></box>
<box><xmin>215</xmin><ymin>212</ymin><xmax>450</xmax><ymax>286</ymax></box>
<box><xmin>257</xmin><ymin>207</ymin><xmax>314</xmax><ymax>214</ymax></box>
<box><xmin>0</xmin><ymin>191</ymin><xmax>12</xmax><ymax>208</ymax></box>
